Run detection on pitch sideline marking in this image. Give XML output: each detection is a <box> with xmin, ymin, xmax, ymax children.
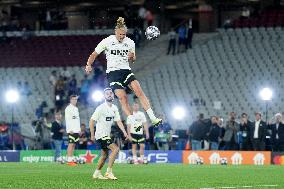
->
<box><xmin>200</xmin><ymin>184</ymin><xmax>278</xmax><ymax>189</ymax></box>
<box><xmin>258</xmin><ymin>185</ymin><xmax>278</xmax><ymax>187</ymax></box>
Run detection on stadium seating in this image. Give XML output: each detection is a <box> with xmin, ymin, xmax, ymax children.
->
<box><xmin>233</xmin><ymin>10</ymin><xmax>284</xmax><ymax>28</ymax></box>
<box><xmin>0</xmin><ymin>35</ymin><xmax>106</xmax><ymax>67</ymax></box>
<box><xmin>0</xmin><ymin>27</ymin><xmax>283</xmax><ymax>130</ymax></box>
<box><xmin>138</xmin><ymin>27</ymin><xmax>284</xmax><ymax>128</ymax></box>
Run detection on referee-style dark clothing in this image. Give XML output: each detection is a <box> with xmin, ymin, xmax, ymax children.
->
<box><xmin>51</xmin><ymin>121</ymin><xmax>64</xmax><ymax>140</ymax></box>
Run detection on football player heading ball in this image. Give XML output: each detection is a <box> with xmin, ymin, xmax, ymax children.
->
<box><xmin>85</xmin><ymin>17</ymin><xmax>162</xmax><ymax>128</ymax></box>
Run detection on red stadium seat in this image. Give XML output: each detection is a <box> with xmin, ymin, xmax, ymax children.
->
<box><xmin>0</xmin><ymin>35</ymin><xmax>106</xmax><ymax>67</ymax></box>
<box><xmin>232</xmin><ymin>9</ymin><xmax>284</xmax><ymax>28</ymax></box>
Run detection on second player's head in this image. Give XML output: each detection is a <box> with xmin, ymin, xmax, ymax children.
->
<box><xmin>132</xmin><ymin>102</ymin><xmax>140</xmax><ymax>112</ymax></box>
<box><xmin>70</xmin><ymin>95</ymin><xmax>78</xmax><ymax>106</ymax></box>
<box><xmin>104</xmin><ymin>88</ymin><xmax>114</xmax><ymax>102</ymax></box>
<box><xmin>115</xmin><ymin>17</ymin><xmax>127</xmax><ymax>42</ymax></box>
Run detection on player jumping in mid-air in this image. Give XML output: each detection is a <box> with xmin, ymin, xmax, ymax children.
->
<box><xmin>128</xmin><ymin>102</ymin><xmax>149</xmax><ymax>164</ymax></box>
<box><xmin>85</xmin><ymin>17</ymin><xmax>162</xmax><ymax>128</ymax></box>
<box><xmin>89</xmin><ymin>88</ymin><xmax>128</xmax><ymax>180</ymax></box>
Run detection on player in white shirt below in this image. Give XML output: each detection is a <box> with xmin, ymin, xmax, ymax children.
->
<box><xmin>90</xmin><ymin>88</ymin><xmax>128</xmax><ymax>180</ymax></box>
<box><xmin>85</xmin><ymin>17</ymin><xmax>162</xmax><ymax>128</ymax></box>
<box><xmin>65</xmin><ymin>95</ymin><xmax>81</xmax><ymax>166</ymax></box>
<box><xmin>128</xmin><ymin>102</ymin><xmax>149</xmax><ymax>164</ymax></box>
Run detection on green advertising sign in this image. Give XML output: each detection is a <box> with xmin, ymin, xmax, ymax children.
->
<box><xmin>20</xmin><ymin>150</ymin><xmax>100</xmax><ymax>163</ymax></box>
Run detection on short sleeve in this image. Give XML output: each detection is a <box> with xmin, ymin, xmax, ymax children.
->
<box><xmin>91</xmin><ymin>107</ymin><xmax>100</xmax><ymax>121</ymax></box>
<box><xmin>95</xmin><ymin>38</ymin><xmax>108</xmax><ymax>54</ymax></box>
<box><xmin>129</xmin><ymin>40</ymin><xmax>135</xmax><ymax>53</ymax></box>
<box><xmin>64</xmin><ymin>107</ymin><xmax>71</xmax><ymax>131</ymax></box>
<box><xmin>114</xmin><ymin>107</ymin><xmax>121</xmax><ymax>122</ymax></box>
<box><xmin>141</xmin><ymin>112</ymin><xmax>147</xmax><ymax>123</ymax></box>
<box><xmin>64</xmin><ymin>107</ymin><xmax>70</xmax><ymax>120</ymax></box>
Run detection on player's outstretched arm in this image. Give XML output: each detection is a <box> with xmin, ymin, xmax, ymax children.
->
<box><xmin>116</xmin><ymin>120</ymin><xmax>128</xmax><ymax>140</ymax></box>
<box><xmin>89</xmin><ymin>119</ymin><xmax>95</xmax><ymax>141</ymax></box>
<box><xmin>85</xmin><ymin>51</ymin><xmax>99</xmax><ymax>74</ymax></box>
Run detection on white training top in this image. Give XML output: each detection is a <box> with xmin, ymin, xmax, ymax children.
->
<box><xmin>95</xmin><ymin>35</ymin><xmax>135</xmax><ymax>73</ymax></box>
<box><xmin>129</xmin><ymin>111</ymin><xmax>147</xmax><ymax>135</ymax></box>
<box><xmin>65</xmin><ymin>104</ymin><xmax>81</xmax><ymax>134</ymax></box>
<box><xmin>91</xmin><ymin>102</ymin><xmax>121</xmax><ymax>140</ymax></box>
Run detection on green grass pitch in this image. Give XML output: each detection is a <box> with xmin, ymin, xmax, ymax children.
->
<box><xmin>0</xmin><ymin>163</ymin><xmax>283</xmax><ymax>189</ymax></box>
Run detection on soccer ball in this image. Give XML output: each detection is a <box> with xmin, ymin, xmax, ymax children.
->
<box><xmin>56</xmin><ymin>156</ymin><xmax>66</xmax><ymax>164</ymax></box>
<box><xmin>143</xmin><ymin>157</ymin><xmax>148</xmax><ymax>164</ymax></box>
<box><xmin>145</xmin><ymin>26</ymin><xmax>160</xmax><ymax>40</ymax></box>
<box><xmin>77</xmin><ymin>157</ymin><xmax>86</xmax><ymax>164</ymax></box>
<box><xmin>127</xmin><ymin>157</ymin><xmax>134</xmax><ymax>164</ymax></box>
<box><xmin>73</xmin><ymin>157</ymin><xmax>78</xmax><ymax>163</ymax></box>
<box><xmin>220</xmin><ymin>157</ymin><xmax>228</xmax><ymax>165</ymax></box>
<box><xmin>196</xmin><ymin>157</ymin><xmax>204</xmax><ymax>165</ymax></box>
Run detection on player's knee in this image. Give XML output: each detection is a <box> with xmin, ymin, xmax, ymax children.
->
<box><xmin>113</xmin><ymin>147</ymin><xmax>119</xmax><ymax>154</ymax></box>
<box><xmin>117</xmin><ymin>94</ymin><xmax>128</xmax><ymax>103</ymax></box>
<box><xmin>102</xmin><ymin>154</ymin><xmax>108</xmax><ymax>160</ymax></box>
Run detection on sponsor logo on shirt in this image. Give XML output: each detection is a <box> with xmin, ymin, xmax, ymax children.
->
<box><xmin>110</xmin><ymin>49</ymin><xmax>129</xmax><ymax>56</ymax></box>
<box><xmin>106</xmin><ymin>117</ymin><xmax>114</xmax><ymax>121</ymax></box>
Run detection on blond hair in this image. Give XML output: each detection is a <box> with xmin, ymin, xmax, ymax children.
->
<box><xmin>115</xmin><ymin>17</ymin><xmax>127</xmax><ymax>30</ymax></box>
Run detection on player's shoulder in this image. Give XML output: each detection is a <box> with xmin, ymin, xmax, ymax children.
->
<box><xmin>100</xmin><ymin>35</ymin><xmax>114</xmax><ymax>44</ymax></box>
<box><xmin>67</xmin><ymin>105</ymin><xmax>78</xmax><ymax>112</ymax></box>
<box><xmin>95</xmin><ymin>103</ymin><xmax>105</xmax><ymax>111</ymax></box>
<box><xmin>112</xmin><ymin>104</ymin><xmax>119</xmax><ymax>109</ymax></box>
<box><xmin>134</xmin><ymin>111</ymin><xmax>145</xmax><ymax>118</ymax></box>
<box><xmin>124</xmin><ymin>36</ymin><xmax>134</xmax><ymax>44</ymax></box>
<box><xmin>111</xmin><ymin>104</ymin><xmax>119</xmax><ymax>111</ymax></box>
<box><xmin>104</xmin><ymin>35</ymin><xmax>116</xmax><ymax>42</ymax></box>
<box><xmin>137</xmin><ymin>111</ymin><xmax>145</xmax><ymax>115</ymax></box>
<box><xmin>65</xmin><ymin>104</ymin><xmax>71</xmax><ymax>111</ymax></box>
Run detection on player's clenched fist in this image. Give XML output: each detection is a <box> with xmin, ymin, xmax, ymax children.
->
<box><xmin>128</xmin><ymin>52</ymin><xmax>136</xmax><ymax>62</ymax></box>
